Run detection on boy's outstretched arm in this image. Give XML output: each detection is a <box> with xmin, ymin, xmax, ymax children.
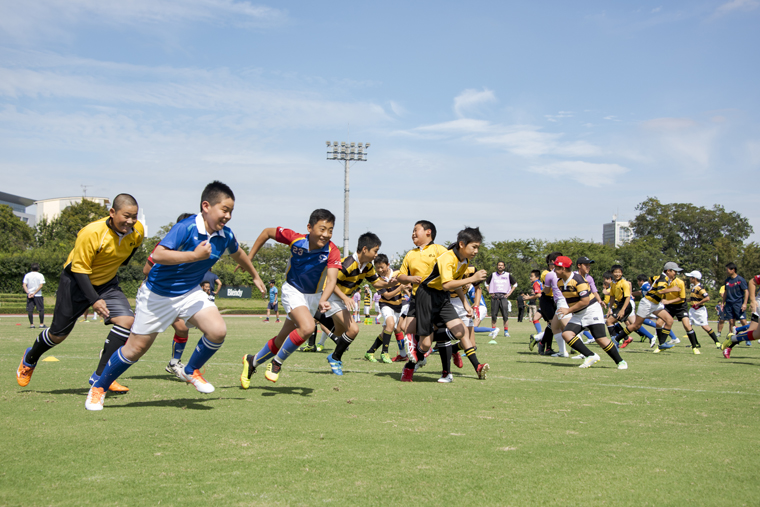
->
<box><xmin>230</xmin><ymin>249</ymin><xmax>266</xmax><ymax>295</ymax></box>
<box><xmin>247</xmin><ymin>227</ymin><xmax>278</xmax><ymax>261</ymax></box>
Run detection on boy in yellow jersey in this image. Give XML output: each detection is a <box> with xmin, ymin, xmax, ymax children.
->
<box><xmin>400</xmin><ymin>227</ymin><xmax>488</xmax><ymax>383</ymax></box>
<box><xmin>553</xmin><ymin>256</ymin><xmax>628</xmax><ymax>369</ymax></box>
<box><xmin>608</xmin><ymin>265</ymin><xmax>654</xmax><ymax>348</ymax></box>
<box><xmin>396</xmin><ymin>220</ymin><xmax>448</xmax><ymax>352</ymax></box>
<box><xmin>323</xmin><ymin>233</ymin><xmax>396</xmax><ymax>376</ymax></box>
<box><xmin>17</xmin><ymin>194</ymin><xmax>144</xmax><ymax>392</ymax></box>
<box><xmin>365</xmin><ymin>253</ymin><xmax>407</xmax><ymax>363</ymax></box>
<box><xmin>661</xmin><ymin>268</ymin><xmax>702</xmax><ymax>353</ymax></box>
<box><xmin>611</xmin><ymin>263</ymin><xmax>677</xmax><ymax>352</ymax></box>
<box><xmin>684</xmin><ymin>270</ymin><xmax>721</xmax><ymax>348</ymax></box>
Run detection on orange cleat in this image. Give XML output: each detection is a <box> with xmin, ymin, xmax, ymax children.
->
<box><xmin>108</xmin><ymin>381</ymin><xmax>130</xmax><ymax>393</ymax></box>
<box><xmin>16</xmin><ymin>348</ymin><xmax>35</xmax><ymax>387</ymax></box>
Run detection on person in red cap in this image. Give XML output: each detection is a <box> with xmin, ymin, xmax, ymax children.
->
<box><xmin>553</xmin><ymin>256</ymin><xmax>628</xmax><ymax>369</ymax></box>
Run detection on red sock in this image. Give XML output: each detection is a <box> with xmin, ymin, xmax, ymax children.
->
<box><xmin>395</xmin><ymin>332</ymin><xmax>404</xmax><ymax>341</ymax></box>
<box><xmin>288</xmin><ymin>329</ymin><xmax>305</xmax><ymax>347</ymax></box>
<box><xmin>267</xmin><ymin>337</ymin><xmax>280</xmax><ymax>355</ymax></box>
<box><xmin>173</xmin><ymin>333</ymin><xmax>188</xmax><ymax>344</ymax></box>
<box><xmin>749</xmin><ymin>330</ymin><xmax>756</xmax><ymax>342</ymax></box>
<box><xmin>504</xmin><ymin>326</ymin><xmax>508</xmax><ymax>331</ymax></box>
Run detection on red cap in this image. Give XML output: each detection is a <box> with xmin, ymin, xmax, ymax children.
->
<box><xmin>555</xmin><ymin>256</ymin><xmax>573</xmax><ymax>268</ymax></box>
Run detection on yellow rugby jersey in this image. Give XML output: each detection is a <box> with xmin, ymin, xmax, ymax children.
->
<box><xmin>379</xmin><ymin>270</ymin><xmax>403</xmax><ymax>310</ymax></box>
<box><xmin>610</xmin><ymin>278</ymin><xmax>631</xmax><ymax>305</ymax></box>
<box><xmin>558</xmin><ymin>273</ymin><xmax>596</xmax><ymax>307</ymax></box>
<box><xmin>399</xmin><ymin>243</ymin><xmax>448</xmax><ymax>294</ymax></box>
<box><xmin>690</xmin><ymin>283</ymin><xmax>709</xmax><ymax>308</ymax></box>
<box><xmin>64</xmin><ymin>217</ymin><xmax>145</xmax><ymax>286</ymax></box>
<box><xmin>540</xmin><ymin>269</ymin><xmax>554</xmax><ymax>297</ymax></box>
<box><xmin>363</xmin><ymin>290</ymin><xmax>372</xmax><ymax>306</ymax></box>
<box><xmin>664</xmin><ymin>277</ymin><xmax>686</xmax><ymax>305</ymax></box>
<box><xmin>421</xmin><ymin>247</ymin><xmax>469</xmax><ymax>292</ymax></box>
<box><xmin>329</xmin><ymin>253</ymin><xmax>379</xmax><ymax>297</ymax></box>
<box><xmin>644</xmin><ymin>274</ymin><xmax>669</xmax><ymax>304</ymax></box>
<box><xmin>450</xmin><ymin>266</ymin><xmax>476</xmax><ymax>298</ymax></box>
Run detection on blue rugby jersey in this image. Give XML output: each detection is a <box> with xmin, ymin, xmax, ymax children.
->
<box><xmin>147</xmin><ymin>214</ymin><xmax>238</xmax><ymax>297</ymax></box>
<box><xmin>275</xmin><ymin>227</ymin><xmax>341</xmax><ymax>294</ymax></box>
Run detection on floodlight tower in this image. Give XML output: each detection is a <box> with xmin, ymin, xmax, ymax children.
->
<box><xmin>326</xmin><ymin>140</ymin><xmax>370</xmax><ymax>256</ymax></box>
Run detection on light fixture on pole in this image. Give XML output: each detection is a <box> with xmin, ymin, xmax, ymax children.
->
<box><xmin>326</xmin><ymin>140</ymin><xmax>369</xmax><ymax>256</ymax></box>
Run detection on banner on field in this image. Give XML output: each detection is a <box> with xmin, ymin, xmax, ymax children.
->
<box><xmin>218</xmin><ymin>285</ymin><xmax>252</xmax><ymax>299</ymax></box>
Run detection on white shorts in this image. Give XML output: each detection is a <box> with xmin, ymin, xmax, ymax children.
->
<box><xmin>476</xmin><ymin>304</ymin><xmax>487</xmax><ymax>320</ymax></box>
<box><xmin>380</xmin><ymin>305</ymin><xmax>401</xmax><ymax>325</ymax></box>
<box><xmin>556</xmin><ymin>298</ymin><xmax>572</xmax><ymax>320</ymax></box>
<box><xmin>689</xmin><ymin>306</ymin><xmax>709</xmax><ymax>327</ymax></box>
<box><xmin>637</xmin><ymin>298</ymin><xmax>664</xmax><ymax>319</ymax></box>
<box><xmin>569</xmin><ymin>302</ymin><xmax>605</xmax><ymax>329</ymax></box>
<box><xmin>282</xmin><ymin>282</ymin><xmax>322</xmax><ymax>319</ymax></box>
<box><xmin>451</xmin><ymin>298</ymin><xmax>474</xmax><ymax>327</ymax></box>
<box><xmin>400</xmin><ymin>303</ymin><xmax>410</xmax><ymax>317</ymax></box>
<box><xmin>325</xmin><ymin>293</ymin><xmax>350</xmax><ymax>318</ymax></box>
<box><xmin>132</xmin><ymin>284</ymin><xmax>216</xmax><ymax>335</ymax></box>
<box><xmin>374</xmin><ymin>302</ymin><xmax>381</xmax><ymax>313</ymax></box>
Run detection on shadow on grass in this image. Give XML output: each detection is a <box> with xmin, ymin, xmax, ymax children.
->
<box><xmin>372</xmin><ymin>371</ymin><xmax>442</xmax><ymax>382</ymax></box>
<box><xmin>256</xmin><ymin>386</ymin><xmax>314</xmax><ymax>397</ymax></box>
<box><xmin>128</xmin><ymin>374</ymin><xmax>180</xmax><ymax>381</ymax></box>
<box><xmin>32</xmin><ymin>387</ymin><xmax>90</xmax><ymax>396</ymax></box>
<box><xmin>109</xmin><ymin>397</ymin><xmax>240</xmax><ymax>410</ymax></box>
<box><xmin>514</xmin><ymin>360</ymin><xmax>580</xmax><ymax>368</ymax></box>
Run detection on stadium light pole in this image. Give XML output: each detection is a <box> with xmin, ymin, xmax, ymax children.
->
<box><xmin>326</xmin><ymin>140</ymin><xmax>369</xmax><ymax>256</ymax></box>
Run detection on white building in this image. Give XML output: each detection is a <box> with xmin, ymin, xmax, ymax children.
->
<box><xmin>603</xmin><ymin>215</ymin><xmax>633</xmax><ymax>248</ymax></box>
<box><xmin>35</xmin><ymin>196</ymin><xmax>111</xmax><ymax>224</ymax></box>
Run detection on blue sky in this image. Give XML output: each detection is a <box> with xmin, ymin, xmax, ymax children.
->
<box><xmin>1</xmin><ymin>0</ymin><xmax>758</xmax><ymax>257</ymax></box>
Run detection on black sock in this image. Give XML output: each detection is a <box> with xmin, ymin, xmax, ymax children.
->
<box><xmin>567</xmin><ymin>335</ymin><xmax>594</xmax><ymax>357</ymax></box>
<box><xmin>25</xmin><ymin>328</ymin><xmax>57</xmax><ymax>364</ymax></box>
<box><xmin>95</xmin><ymin>325</ymin><xmax>130</xmax><ymax>375</ymax></box>
<box><xmin>28</xmin><ymin>312</ymin><xmax>34</xmax><ymax>325</ymax></box>
<box><xmin>687</xmin><ymin>330</ymin><xmax>699</xmax><ymax>348</ymax></box>
<box><xmin>39</xmin><ymin>312</ymin><xmax>44</xmax><ymax>325</ymax></box>
<box><xmin>367</xmin><ymin>335</ymin><xmax>382</xmax><ymax>354</ymax></box>
<box><xmin>544</xmin><ymin>333</ymin><xmax>554</xmax><ymax>350</ymax></box>
<box><xmin>308</xmin><ymin>330</ymin><xmax>317</xmax><ymax>347</ymax></box>
<box><xmin>438</xmin><ymin>341</ymin><xmax>452</xmax><ymax>374</ymax></box>
<box><xmin>614</xmin><ymin>323</ymin><xmax>625</xmax><ymax>335</ymax></box>
<box><xmin>332</xmin><ymin>333</ymin><xmax>353</xmax><ymax>361</ymax></box>
<box><xmin>607</xmin><ymin>325</ymin><xmax>617</xmax><ymax>337</ymax></box>
<box><xmin>656</xmin><ymin>328</ymin><xmax>667</xmax><ymax>345</ymax></box>
<box><xmin>433</xmin><ymin>328</ymin><xmax>452</xmax><ymax>343</ymax></box>
<box><xmin>708</xmin><ymin>330</ymin><xmax>719</xmax><ymax>343</ymax></box>
<box><xmin>381</xmin><ymin>332</ymin><xmax>392</xmax><ymax>354</ymax></box>
<box><xmin>464</xmin><ymin>347</ymin><xmax>479</xmax><ymax>369</ymax></box>
<box><xmin>602</xmin><ymin>341</ymin><xmax>623</xmax><ymax>364</ymax></box>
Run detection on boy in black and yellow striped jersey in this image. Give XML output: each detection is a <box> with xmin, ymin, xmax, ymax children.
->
<box><xmin>553</xmin><ymin>256</ymin><xmax>628</xmax><ymax>370</ymax></box>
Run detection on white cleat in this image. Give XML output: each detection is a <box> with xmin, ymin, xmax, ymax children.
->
<box><xmin>551</xmin><ymin>352</ymin><xmax>570</xmax><ymax>358</ymax></box>
<box><xmin>488</xmin><ymin>328</ymin><xmax>499</xmax><ymax>340</ymax></box>
<box><xmin>617</xmin><ymin>360</ymin><xmax>628</xmax><ymax>370</ymax></box>
<box><xmin>437</xmin><ymin>373</ymin><xmax>454</xmax><ymax>383</ymax></box>
<box><xmin>85</xmin><ymin>386</ymin><xmax>106</xmax><ymax>411</ymax></box>
<box><xmin>579</xmin><ymin>353</ymin><xmax>601</xmax><ymax>369</ymax></box>
<box><xmin>178</xmin><ymin>368</ymin><xmax>215</xmax><ymax>393</ymax></box>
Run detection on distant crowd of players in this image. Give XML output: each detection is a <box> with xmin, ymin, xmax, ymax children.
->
<box><xmin>14</xmin><ymin>180</ymin><xmax>760</xmax><ymax>410</ymax></box>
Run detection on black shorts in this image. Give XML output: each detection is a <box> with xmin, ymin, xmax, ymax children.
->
<box><xmin>415</xmin><ymin>285</ymin><xmax>459</xmax><ymax>336</ymax></box>
<box><xmin>26</xmin><ymin>296</ymin><xmax>44</xmax><ymax>314</ymax></box>
<box><xmin>491</xmin><ymin>296</ymin><xmax>509</xmax><ymax>320</ymax></box>
<box><xmin>267</xmin><ymin>302</ymin><xmax>278</xmax><ymax>311</ymax></box>
<box><xmin>611</xmin><ymin>302</ymin><xmax>633</xmax><ymax>321</ymax></box>
<box><xmin>50</xmin><ymin>271</ymin><xmax>133</xmax><ymax>337</ymax></box>
<box><xmin>539</xmin><ymin>294</ymin><xmax>556</xmax><ymax>322</ymax></box>
<box><xmin>665</xmin><ymin>303</ymin><xmax>688</xmax><ymax>321</ymax></box>
<box><xmin>405</xmin><ymin>295</ymin><xmax>417</xmax><ymax>319</ymax></box>
<box><xmin>724</xmin><ymin>303</ymin><xmax>746</xmax><ymax>321</ymax></box>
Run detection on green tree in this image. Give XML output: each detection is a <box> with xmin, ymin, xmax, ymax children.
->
<box><xmin>36</xmin><ymin>199</ymin><xmax>110</xmax><ymax>249</ymax></box>
<box><xmin>0</xmin><ymin>205</ymin><xmax>34</xmax><ymax>253</ymax></box>
<box><xmin>630</xmin><ymin>197</ymin><xmax>753</xmax><ymax>276</ymax></box>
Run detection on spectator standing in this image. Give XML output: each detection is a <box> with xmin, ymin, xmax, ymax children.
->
<box><xmin>23</xmin><ymin>263</ymin><xmax>46</xmax><ymax>329</ymax></box>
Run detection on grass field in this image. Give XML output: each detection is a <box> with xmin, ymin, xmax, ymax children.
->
<box><xmin>2</xmin><ymin>316</ymin><xmax>760</xmax><ymax>506</ymax></box>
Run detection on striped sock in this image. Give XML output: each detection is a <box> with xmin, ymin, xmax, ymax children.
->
<box><xmin>533</xmin><ymin>320</ymin><xmax>542</xmax><ymax>333</ymax></box>
<box><xmin>172</xmin><ymin>334</ymin><xmax>189</xmax><ymax>362</ymax></box>
<box><xmin>25</xmin><ymin>328</ymin><xmax>57</xmax><ymax>365</ymax></box>
<box><xmin>94</xmin><ymin>347</ymin><xmax>136</xmax><ymax>390</ymax></box>
<box><xmin>274</xmin><ymin>330</ymin><xmax>304</xmax><ymax>364</ymax></box>
<box><xmin>95</xmin><ymin>325</ymin><xmax>131</xmax><ymax>375</ymax></box>
<box><xmin>184</xmin><ymin>336</ymin><xmax>223</xmax><ymax>375</ymax></box>
<box><xmin>253</xmin><ymin>338</ymin><xmax>279</xmax><ymax>367</ymax></box>
<box><xmin>602</xmin><ymin>341</ymin><xmax>623</xmax><ymax>364</ymax></box>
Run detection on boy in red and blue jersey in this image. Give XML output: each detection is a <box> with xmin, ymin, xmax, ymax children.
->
<box><xmin>240</xmin><ymin>209</ymin><xmax>341</xmax><ymax>387</ymax></box>
<box><xmin>85</xmin><ymin>181</ymin><xmax>266</xmax><ymax>411</ymax></box>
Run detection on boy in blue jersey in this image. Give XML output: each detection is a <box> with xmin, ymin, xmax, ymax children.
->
<box><xmin>240</xmin><ymin>209</ymin><xmax>342</xmax><ymax>387</ymax></box>
<box><xmin>85</xmin><ymin>182</ymin><xmax>266</xmax><ymax>411</ymax></box>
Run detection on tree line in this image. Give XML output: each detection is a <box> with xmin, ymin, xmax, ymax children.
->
<box><xmin>1</xmin><ymin>197</ymin><xmax>756</xmax><ymax>307</ymax></box>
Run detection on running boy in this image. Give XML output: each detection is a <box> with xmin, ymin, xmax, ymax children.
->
<box><xmin>685</xmin><ymin>270</ymin><xmax>721</xmax><ymax>348</ymax></box>
<box><xmin>365</xmin><ymin>253</ymin><xmax>406</xmax><ymax>363</ymax></box>
<box><xmin>86</xmin><ymin>182</ymin><xmax>266</xmax><ymax>410</ymax></box>
<box><xmin>17</xmin><ymin>194</ymin><xmax>144</xmax><ymax>394</ymax></box>
<box><xmin>240</xmin><ymin>209</ymin><xmax>341</xmax><ymax>387</ymax></box>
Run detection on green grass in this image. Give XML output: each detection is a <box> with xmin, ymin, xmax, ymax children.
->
<box><xmin>2</xmin><ymin>316</ymin><xmax>759</xmax><ymax>506</ymax></box>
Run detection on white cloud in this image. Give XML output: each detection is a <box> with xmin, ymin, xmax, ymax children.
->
<box><xmin>453</xmin><ymin>88</ymin><xmax>497</xmax><ymax>118</ymax></box>
<box><xmin>0</xmin><ymin>0</ymin><xmax>287</xmax><ymax>42</ymax></box>
<box><xmin>530</xmin><ymin>161</ymin><xmax>629</xmax><ymax>187</ymax></box>
<box><xmin>651</xmin><ymin>6</ymin><xmax>663</xmax><ymax>13</ymax></box>
<box><xmin>389</xmin><ymin>100</ymin><xmax>407</xmax><ymax>116</ymax></box>
<box><xmin>715</xmin><ymin>0</ymin><xmax>760</xmax><ymax>15</ymax></box>
<box><xmin>638</xmin><ymin>117</ymin><xmax>718</xmax><ymax>171</ymax></box>
<box><xmin>641</xmin><ymin>117</ymin><xmax>699</xmax><ymax>130</ymax></box>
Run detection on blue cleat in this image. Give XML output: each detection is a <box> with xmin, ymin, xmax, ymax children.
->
<box><xmin>658</xmin><ymin>342</ymin><xmax>674</xmax><ymax>349</ymax></box>
<box><xmin>326</xmin><ymin>353</ymin><xmax>343</xmax><ymax>375</ymax></box>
